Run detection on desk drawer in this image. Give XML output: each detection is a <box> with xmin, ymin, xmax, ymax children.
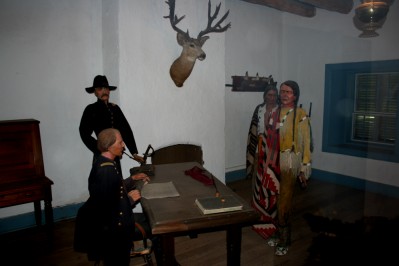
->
<box><xmin>0</xmin><ymin>187</ymin><xmax>45</xmax><ymax>207</ymax></box>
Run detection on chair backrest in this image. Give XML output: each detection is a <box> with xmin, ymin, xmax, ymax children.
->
<box><xmin>151</xmin><ymin>144</ymin><xmax>204</xmax><ymax>165</ymax></box>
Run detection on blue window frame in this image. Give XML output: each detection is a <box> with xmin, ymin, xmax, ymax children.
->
<box><xmin>323</xmin><ymin>59</ymin><xmax>399</xmax><ymax>162</ymax></box>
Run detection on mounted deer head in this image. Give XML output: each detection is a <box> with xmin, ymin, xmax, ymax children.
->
<box><xmin>164</xmin><ymin>0</ymin><xmax>231</xmax><ymax>87</ymax></box>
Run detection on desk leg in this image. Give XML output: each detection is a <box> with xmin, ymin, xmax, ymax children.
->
<box><xmin>44</xmin><ymin>199</ymin><xmax>54</xmax><ymax>227</ymax></box>
<box><xmin>33</xmin><ymin>201</ymin><xmax>42</xmax><ymax>226</ymax></box>
<box><xmin>158</xmin><ymin>234</ymin><xmax>176</xmax><ymax>266</ymax></box>
<box><xmin>33</xmin><ymin>200</ymin><xmax>53</xmax><ymax>228</ymax></box>
<box><xmin>226</xmin><ymin>225</ymin><xmax>242</xmax><ymax>266</ymax></box>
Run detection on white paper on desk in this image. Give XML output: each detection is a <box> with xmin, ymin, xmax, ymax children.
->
<box><xmin>141</xmin><ymin>181</ymin><xmax>180</xmax><ymax>199</ymax></box>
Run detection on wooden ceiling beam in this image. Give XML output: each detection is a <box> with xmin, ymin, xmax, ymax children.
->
<box><xmin>241</xmin><ymin>0</ymin><xmax>316</xmax><ymax>17</ymax></box>
<box><xmin>298</xmin><ymin>0</ymin><xmax>354</xmax><ymax>14</ymax></box>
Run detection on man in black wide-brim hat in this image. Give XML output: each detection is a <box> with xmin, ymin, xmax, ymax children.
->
<box><xmin>79</xmin><ymin>75</ymin><xmax>144</xmax><ymax>169</ymax></box>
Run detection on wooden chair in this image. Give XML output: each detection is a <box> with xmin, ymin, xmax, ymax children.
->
<box><xmin>130</xmin><ymin>222</ymin><xmax>154</xmax><ymax>266</ymax></box>
<box><xmin>151</xmin><ymin>144</ymin><xmax>204</xmax><ymax>165</ymax></box>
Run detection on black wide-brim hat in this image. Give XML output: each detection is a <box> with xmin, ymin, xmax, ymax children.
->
<box><xmin>85</xmin><ymin>75</ymin><xmax>117</xmax><ymax>93</ymax></box>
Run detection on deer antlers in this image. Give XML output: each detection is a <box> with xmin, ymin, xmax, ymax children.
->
<box><xmin>164</xmin><ymin>0</ymin><xmax>188</xmax><ymax>37</ymax></box>
<box><xmin>164</xmin><ymin>0</ymin><xmax>231</xmax><ymax>38</ymax></box>
<box><xmin>164</xmin><ymin>0</ymin><xmax>231</xmax><ymax>87</ymax></box>
<box><xmin>198</xmin><ymin>0</ymin><xmax>231</xmax><ymax>38</ymax></box>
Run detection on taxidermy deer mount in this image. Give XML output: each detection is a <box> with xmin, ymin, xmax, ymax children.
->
<box><xmin>164</xmin><ymin>0</ymin><xmax>231</xmax><ymax>87</ymax></box>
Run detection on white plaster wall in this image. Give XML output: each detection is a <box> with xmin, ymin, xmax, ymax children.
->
<box><xmin>0</xmin><ymin>0</ymin><xmax>103</xmax><ymax>217</ymax></box>
<box><xmin>225</xmin><ymin>0</ymin><xmax>283</xmax><ymax>171</ymax></box>
<box><xmin>225</xmin><ymin>0</ymin><xmax>399</xmax><ymax>187</ymax></box>
<box><xmin>0</xmin><ymin>0</ymin><xmax>398</xmax><ymax>220</ymax></box>
<box><xmin>280</xmin><ymin>5</ymin><xmax>399</xmax><ymax>188</ymax></box>
<box><xmin>103</xmin><ymin>0</ymin><xmax>120</xmax><ymax>95</ymax></box>
<box><xmin>117</xmin><ymin>0</ymin><xmax>226</xmax><ymax>181</ymax></box>
<box><xmin>0</xmin><ymin>0</ymin><xmax>226</xmax><ymax>218</ymax></box>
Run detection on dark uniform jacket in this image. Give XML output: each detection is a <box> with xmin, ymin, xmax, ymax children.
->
<box><xmin>79</xmin><ymin>99</ymin><xmax>139</xmax><ymax>156</ymax></box>
<box><xmin>74</xmin><ymin>155</ymin><xmax>138</xmax><ymax>262</ymax></box>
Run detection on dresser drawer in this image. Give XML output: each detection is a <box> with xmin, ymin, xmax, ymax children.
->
<box><xmin>0</xmin><ymin>186</ymin><xmax>46</xmax><ymax>207</ymax></box>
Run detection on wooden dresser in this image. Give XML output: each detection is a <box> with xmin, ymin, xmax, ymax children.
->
<box><xmin>0</xmin><ymin>119</ymin><xmax>54</xmax><ymax>228</ymax></box>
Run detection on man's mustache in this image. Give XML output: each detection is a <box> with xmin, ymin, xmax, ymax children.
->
<box><xmin>100</xmin><ymin>93</ymin><xmax>109</xmax><ymax>98</ymax></box>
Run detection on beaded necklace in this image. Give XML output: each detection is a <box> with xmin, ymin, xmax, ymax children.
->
<box><xmin>279</xmin><ymin>108</ymin><xmax>294</xmax><ymax>127</ymax></box>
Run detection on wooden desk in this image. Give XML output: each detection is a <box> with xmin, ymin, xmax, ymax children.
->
<box><xmin>140</xmin><ymin>162</ymin><xmax>259</xmax><ymax>266</ymax></box>
<box><xmin>0</xmin><ymin>119</ymin><xmax>54</xmax><ymax>229</ymax></box>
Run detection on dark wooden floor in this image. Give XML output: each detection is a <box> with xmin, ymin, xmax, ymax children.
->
<box><xmin>1</xmin><ymin>178</ymin><xmax>399</xmax><ymax>266</ymax></box>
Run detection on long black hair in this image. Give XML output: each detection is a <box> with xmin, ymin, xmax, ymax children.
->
<box><xmin>281</xmin><ymin>80</ymin><xmax>300</xmax><ymax>106</ymax></box>
<box><xmin>280</xmin><ymin>80</ymin><xmax>301</xmax><ymax>151</ymax></box>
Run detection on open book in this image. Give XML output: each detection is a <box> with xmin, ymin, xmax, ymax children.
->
<box><xmin>141</xmin><ymin>181</ymin><xmax>179</xmax><ymax>199</ymax></box>
<box><xmin>195</xmin><ymin>195</ymin><xmax>243</xmax><ymax>215</ymax></box>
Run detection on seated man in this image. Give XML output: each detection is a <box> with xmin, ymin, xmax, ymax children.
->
<box><xmin>74</xmin><ymin>128</ymin><xmax>151</xmax><ymax>265</ymax></box>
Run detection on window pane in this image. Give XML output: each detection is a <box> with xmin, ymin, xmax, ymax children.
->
<box><xmin>379</xmin><ymin>116</ymin><xmax>396</xmax><ymax>144</ymax></box>
<box><xmin>353</xmin><ymin>72</ymin><xmax>398</xmax><ymax>145</ymax></box>
<box><xmin>323</xmin><ymin>59</ymin><xmax>399</xmax><ymax>162</ymax></box>
<box><xmin>355</xmin><ymin>74</ymin><xmax>377</xmax><ymax>112</ymax></box>
<box><xmin>353</xmin><ymin>114</ymin><xmax>374</xmax><ymax>141</ymax></box>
